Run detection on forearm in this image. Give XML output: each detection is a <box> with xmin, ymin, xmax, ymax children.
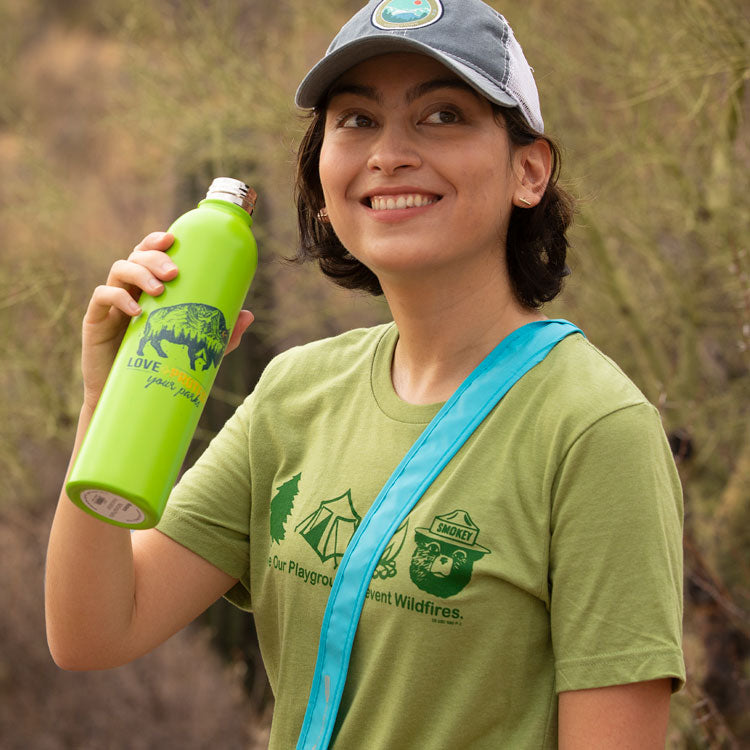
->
<box><xmin>45</xmin><ymin>403</ymin><xmax>137</xmax><ymax>670</ymax></box>
<box><xmin>558</xmin><ymin>679</ymin><xmax>672</xmax><ymax>749</ymax></box>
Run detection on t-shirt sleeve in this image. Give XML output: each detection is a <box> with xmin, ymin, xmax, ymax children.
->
<box><xmin>549</xmin><ymin>402</ymin><xmax>685</xmax><ymax>693</ymax></box>
<box><xmin>156</xmin><ymin>393</ymin><xmax>254</xmax><ymax>611</ymax></box>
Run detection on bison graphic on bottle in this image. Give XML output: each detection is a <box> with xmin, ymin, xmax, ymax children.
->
<box><xmin>137</xmin><ymin>302</ymin><xmax>230</xmax><ymax>371</ymax></box>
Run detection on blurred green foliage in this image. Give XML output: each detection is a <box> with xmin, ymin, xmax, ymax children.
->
<box><xmin>1</xmin><ymin>0</ymin><xmax>748</xmax><ymax>746</ymax></box>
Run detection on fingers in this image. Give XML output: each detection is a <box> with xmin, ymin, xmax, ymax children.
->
<box><xmin>85</xmin><ymin>232</ymin><xmax>177</xmax><ymax>329</ymax></box>
<box><xmin>85</xmin><ymin>284</ymin><xmax>143</xmax><ymax>325</ymax></box>
<box><xmin>107</xmin><ymin>258</ymin><xmax>167</xmax><ymax>298</ymax></box>
<box><xmin>132</xmin><ymin>231</ymin><xmax>175</xmax><ymax>254</ymax></box>
<box><xmin>86</xmin><ymin>233</ymin><xmax>255</xmax><ymax>357</ymax></box>
<box><xmin>106</xmin><ymin>232</ymin><xmax>178</xmax><ymax>293</ymax></box>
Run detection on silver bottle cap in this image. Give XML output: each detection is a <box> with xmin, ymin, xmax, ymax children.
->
<box><xmin>205</xmin><ymin>177</ymin><xmax>257</xmax><ymax>215</ymax></box>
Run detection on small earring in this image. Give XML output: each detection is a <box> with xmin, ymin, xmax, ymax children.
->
<box><xmin>518</xmin><ymin>197</ymin><xmax>532</xmax><ymax>207</ymax></box>
<box><xmin>317</xmin><ymin>207</ymin><xmax>329</xmax><ymax>223</ymax></box>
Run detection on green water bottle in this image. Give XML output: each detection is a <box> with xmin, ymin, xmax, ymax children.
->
<box><xmin>66</xmin><ymin>178</ymin><xmax>258</xmax><ymax>528</ymax></box>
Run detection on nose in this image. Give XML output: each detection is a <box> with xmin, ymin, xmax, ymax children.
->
<box><xmin>430</xmin><ymin>555</ymin><xmax>453</xmax><ymax>578</ymax></box>
<box><xmin>366</xmin><ymin>123</ymin><xmax>422</xmax><ymax>175</ymax></box>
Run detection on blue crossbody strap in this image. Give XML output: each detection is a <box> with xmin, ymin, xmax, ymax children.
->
<box><xmin>296</xmin><ymin>319</ymin><xmax>583</xmax><ymax>750</ymax></box>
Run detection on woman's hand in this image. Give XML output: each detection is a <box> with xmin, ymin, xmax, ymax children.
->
<box><xmin>81</xmin><ymin>231</ymin><xmax>253</xmax><ymax>411</ymax></box>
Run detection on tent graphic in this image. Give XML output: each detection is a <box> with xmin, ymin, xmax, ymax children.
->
<box><xmin>295</xmin><ymin>489</ymin><xmax>361</xmax><ymax>568</ymax></box>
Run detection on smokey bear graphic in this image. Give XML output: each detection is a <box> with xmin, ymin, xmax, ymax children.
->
<box><xmin>409</xmin><ymin>510</ymin><xmax>490</xmax><ymax>599</ymax></box>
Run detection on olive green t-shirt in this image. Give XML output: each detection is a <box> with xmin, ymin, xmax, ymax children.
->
<box><xmin>158</xmin><ymin>324</ymin><xmax>685</xmax><ymax>749</ymax></box>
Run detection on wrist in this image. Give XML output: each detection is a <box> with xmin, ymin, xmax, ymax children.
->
<box><xmin>79</xmin><ymin>397</ymin><xmax>98</xmax><ymax>424</ymax></box>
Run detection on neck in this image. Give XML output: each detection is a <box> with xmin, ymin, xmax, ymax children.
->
<box><xmin>382</xmin><ymin>264</ymin><xmax>545</xmax><ymax>405</ymax></box>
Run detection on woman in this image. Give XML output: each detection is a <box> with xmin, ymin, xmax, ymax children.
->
<box><xmin>46</xmin><ymin>1</ymin><xmax>685</xmax><ymax>747</ymax></box>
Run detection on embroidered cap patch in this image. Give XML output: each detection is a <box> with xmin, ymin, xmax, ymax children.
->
<box><xmin>372</xmin><ymin>0</ymin><xmax>444</xmax><ymax>30</ymax></box>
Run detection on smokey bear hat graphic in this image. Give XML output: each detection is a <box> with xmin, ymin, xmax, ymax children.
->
<box><xmin>409</xmin><ymin>510</ymin><xmax>490</xmax><ymax>599</ymax></box>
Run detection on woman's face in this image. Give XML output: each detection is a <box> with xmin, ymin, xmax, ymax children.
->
<box><xmin>318</xmin><ymin>52</ymin><xmax>524</xmax><ymax>289</ymax></box>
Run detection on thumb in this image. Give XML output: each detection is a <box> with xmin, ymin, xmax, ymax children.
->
<box><xmin>225</xmin><ymin>310</ymin><xmax>254</xmax><ymax>356</ymax></box>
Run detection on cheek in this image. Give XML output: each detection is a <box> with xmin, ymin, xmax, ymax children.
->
<box><xmin>317</xmin><ymin>144</ymin><xmax>336</xmax><ymax>205</ymax></box>
<box><xmin>461</xmin><ymin>155</ymin><xmax>515</xmax><ymax>233</ymax></box>
<box><xmin>318</xmin><ymin>139</ymin><xmax>355</xmax><ymax>207</ymax></box>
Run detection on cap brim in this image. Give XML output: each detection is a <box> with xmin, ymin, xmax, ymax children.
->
<box><xmin>295</xmin><ymin>35</ymin><xmax>519</xmax><ymax>111</ymax></box>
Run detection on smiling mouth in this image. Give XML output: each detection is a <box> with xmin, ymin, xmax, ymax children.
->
<box><xmin>367</xmin><ymin>193</ymin><xmax>441</xmax><ymax>211</ymax></box>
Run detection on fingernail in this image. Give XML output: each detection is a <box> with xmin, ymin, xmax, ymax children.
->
<box><xmin>130</xmin><ymin>301</ymin><xmax>142</xmax><ymax>314</ymax></box>
<box><xmin>161</xmin><ymin>262</ymin><xmax>176</xmax><ymax>273</ymax></box>
<box><xmin>149</xmin><ymin>279</ymin><xmax>164</xmax><ymax>292</ymax></box>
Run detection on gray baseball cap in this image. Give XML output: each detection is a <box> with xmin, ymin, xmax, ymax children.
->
<box><xmin>295</xmin><ymin>0</ymin><xmax>544</xmax><ymax>133</ymax></box>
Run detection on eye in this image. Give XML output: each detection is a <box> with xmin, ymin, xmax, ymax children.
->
<box><xmin>452</xmin><ymin>549</ymin><xmax>467</xmax><ymax>565</ymax></box>
<box><xmin>422</xmin><ymin>109</ymin><xmax>461</xmax><ymax>125</ymax></box>
<box><xmin>426</xmin><ymin>542</ymin><xmax>441</xmax><ymax>556</ymax></box>
<box><xmin>338</xmin><ymin>112</ymin><xmax>375</xmax><ymax>129</ymax></box>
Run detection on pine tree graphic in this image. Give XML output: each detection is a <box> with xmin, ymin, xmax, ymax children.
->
<box><xmin>269</xmin><ymin>473</ymin><xmax>301</xmax><ymax>544</ymax></box>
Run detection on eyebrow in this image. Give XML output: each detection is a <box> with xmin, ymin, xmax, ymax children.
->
<box><xmin>406</xmin><ymin>78</ymin><xmax>482</xmax><ymax>104</ymax></box>
<box><xmin>326</xmin><ymin>78</ymin><xmax>482</xmax><ymax>106</ymax></box>
<box><xmin>326</xmin><ymin>83</ymin><xmax>382</xmax><ymax>105</ymax></box>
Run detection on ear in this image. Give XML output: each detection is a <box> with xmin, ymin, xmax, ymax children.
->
<box><xmin>512</xmin><ymin>139</ymin><xmax>552</xmax><ymax>209</ymax></box>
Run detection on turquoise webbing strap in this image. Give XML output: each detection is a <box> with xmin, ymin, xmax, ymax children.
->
<box><xmin>296</xmin><ymin>319</ymin><xmax>583</xmax><ymax>750</ymax></box>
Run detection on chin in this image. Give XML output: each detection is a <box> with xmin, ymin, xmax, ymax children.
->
<box><xmin>358</xmin><ymin>250</ymin><xmax>447</xmax><ymax>279</ymax></box>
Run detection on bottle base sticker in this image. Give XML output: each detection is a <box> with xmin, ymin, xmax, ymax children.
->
<box><xmin>80</xmin><ymin>489</ymin><xmax>146</xmax><ymax>525</ymax></box>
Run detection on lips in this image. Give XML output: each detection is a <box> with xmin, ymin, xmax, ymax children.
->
<box><xmin>366</xmin><ymin>193</ymin><xmax>441</xmax><ymax>211</ymax></box>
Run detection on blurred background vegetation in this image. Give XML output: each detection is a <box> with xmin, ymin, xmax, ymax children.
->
<box><xmin>0</xmin><ymin>0</ymin><xmax>747</xmax><ymax>747</ymax></box>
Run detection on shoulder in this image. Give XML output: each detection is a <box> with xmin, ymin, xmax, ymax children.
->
<box><xmin>542</xmin><ymin>333</ymin><xmax>650</xmax><ymax>413</ymax></box>
<box><xmin>528</xmin><ymin>332</ymin><xmax>652</xmax><ymax>415</ymax></box>
<box><xmin>254</xmin><ymin>322</ymin><xmax>394</xmax><ymax>397</ymax></box>
<box><xmin>507</xmin><ymin>332</ymin><xmax>665</xmax><ymax>456</ymax></box>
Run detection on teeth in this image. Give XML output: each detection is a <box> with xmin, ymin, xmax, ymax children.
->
<box><xmin>370</xmin><ymin>194</ymin><xmax>438</xmax><ymax>211</ymax></box>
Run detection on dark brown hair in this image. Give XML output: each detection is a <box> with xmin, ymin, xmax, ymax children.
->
<box><xmin>292</xmin><ymin>103</ymin><xmax>574</xmax><ymax>308</ymax></box>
